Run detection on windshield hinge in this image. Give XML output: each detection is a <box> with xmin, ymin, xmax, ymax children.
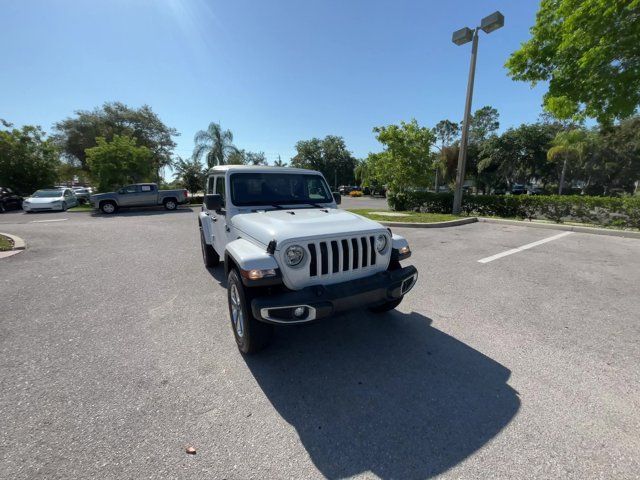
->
<box><xmin>266</xmin><ymin>240</ymin><xmax>277</xmax><ymax>255</ymax></box>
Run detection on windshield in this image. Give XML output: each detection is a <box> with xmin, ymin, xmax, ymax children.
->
<box><xmin>230</xmin><ymin>173</ymin><xmax>333</xmax><ymax>206</ymax></box>
<box><xmin>32</xmin><ymin>190</ymin><xmax>62</xmax><ymax>198</ymax></box>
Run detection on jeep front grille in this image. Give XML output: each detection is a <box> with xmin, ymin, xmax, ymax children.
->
<box><xmin>307</xmin><ymin>235</ymin><xmax>378</xmax><ymax>277</ymax></box>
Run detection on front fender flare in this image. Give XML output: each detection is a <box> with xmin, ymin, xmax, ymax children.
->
<box><xmin>224</xmin><ymin>238</ymin><xmax>280</xmax><ymax>277</ymax></box>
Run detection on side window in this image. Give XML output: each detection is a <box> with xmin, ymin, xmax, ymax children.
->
<box><xmin>215</xmin><ymin>176</ymin><xmax>226</xmax><ymax>206</ymax></box>
<box><xmin>124</xmin><ymin>185</ymin><xmax>136</xmax><ymax>194</ymax></box>
<box><xmin>206</xmin><ymin>177</ymin><xmax>214</xmax><ymax>195</ymax></box>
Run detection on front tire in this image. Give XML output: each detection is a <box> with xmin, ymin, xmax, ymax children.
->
<box><xmin>227</xmin><ymin>269</ymin><xmax>273</xmax><ymax>354</ymax></box>
<box><xmin>100</xmin><ymin>201</ymin><xmax>117</xmax><ymax>214</ymax></box>
<box><xmin>200</xmin><ymin>225</ymin><xmax>219</xmax><ymax>267</ymax></box>
<box><xmin>61</xmin><ymin>202</ymin><xmax>68</xmax><ymax>212</ymax></box>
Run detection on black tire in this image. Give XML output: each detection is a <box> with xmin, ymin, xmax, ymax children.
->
<box><xmin>227</xmin><ymin>269</ymin><xmax>273</xmax><ymax>354</ymax></box>
<box><xmin>369</xmin><ymin>297</ymin><xmax>403</xmax><ymax>313</ymax></box>
<box><xmin>200</xmin><ymin>225</ymin><xmax>220</xmax><ymax>267</ymax></box>
<box><xmin>100</xmin><ymin>201</ymin><xmax>117</xmax><ymax>214</ymax></box>
<box><xmin>0</xmin><ymin>202</ymin><xmax>5</xmax><ymax>213</ymax></box>
<box><xmin>61</xmin><ymin>202</ymin><xmax>68</xmax><ymax>212</ymax></box>
<box><xmin>164</xmin><ymin>198</ymin><xmax>177</xmax><ymax>210</ymax></box>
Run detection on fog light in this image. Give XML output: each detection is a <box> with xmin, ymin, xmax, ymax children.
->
<box><xmin>293</xmin><ymin>307</ymin><xmax>307</xmax><ymax>318</ymax></box>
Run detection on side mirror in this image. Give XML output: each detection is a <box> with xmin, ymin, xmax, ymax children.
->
<box><xmin>333</xmin><ymin>192</ymin><xmax>341</xmax><ymax>205</ymax></box>
<box><xmin>204</xmin><ymin>194</ymin><xmax>223</xmax><ymax>211</ymax></box>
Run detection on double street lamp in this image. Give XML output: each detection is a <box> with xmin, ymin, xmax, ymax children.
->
<box><xmin>451</xmin><ymin>11</ymin><xmax>504</xmax><ymax>214</ymax></box>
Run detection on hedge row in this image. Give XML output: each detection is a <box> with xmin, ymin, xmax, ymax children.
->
<box><xmin>187</xmin><ymin>195</ymin><xmax>204</xmax><ymax>205</ymax></box>
<box><xmin>387</xmin><ymin>191</ymin><xmax>640</xmax><ymax>229</ymax></box>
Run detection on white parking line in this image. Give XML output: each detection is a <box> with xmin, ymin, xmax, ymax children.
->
<box><xmin>478</xmin><ymin>231</ymin><xmax>574</xmax><ymax>264</ymax></box>
<box><xmin>30</xmin><ymin>218</ymin><xmax>68</xmax><ymax>223</ymax></box>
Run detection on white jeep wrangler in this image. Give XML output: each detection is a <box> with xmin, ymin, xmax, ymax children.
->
<box><xmin>198</xmin><ymin>166</ymin><xmax>417</xmax><ymax>353</ymax></box>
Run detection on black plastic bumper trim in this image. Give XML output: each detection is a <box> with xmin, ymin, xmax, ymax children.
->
<box><xmin>251</xmin><ymin>265</ymin><xmax>418</xmax><ymax>324</ymax></box>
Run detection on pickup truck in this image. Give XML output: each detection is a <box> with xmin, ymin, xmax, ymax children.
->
<box><xmin>90</xmin><ymin>183</ymin><xmax>189</xmax><ymax>214</ymax></box>
<box><xmin>198</xmin><ymin>165</ymin><xmax>417</xmax><ymax>354</ymax></box>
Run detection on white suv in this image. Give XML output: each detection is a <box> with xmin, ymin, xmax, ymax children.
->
<box><xmin>198</xmin><ymin>165</ymin><xmax>417</xmax><ymax>353</ymax></box>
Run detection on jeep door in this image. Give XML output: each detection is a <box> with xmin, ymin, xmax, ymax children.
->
<box><xmin>210</xmin><ymin>175</ymin><xmax>229</xmax><ymax>254</ymax></box>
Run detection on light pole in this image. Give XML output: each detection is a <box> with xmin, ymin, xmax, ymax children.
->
<box><xmin>451</xmin><ymin>11</ymin><xmax>504</xmax><ymax>214</ymax></box>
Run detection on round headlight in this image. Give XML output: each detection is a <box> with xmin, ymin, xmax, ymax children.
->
<box><xmin>375</xmin><ymin>234</ymin><xmax>388</xmax><ymax>253</ymax></box>
<box><xmin>284</xmin><ymin>245</ymin><xmax>305</xmax><ymax>267</ymax></box>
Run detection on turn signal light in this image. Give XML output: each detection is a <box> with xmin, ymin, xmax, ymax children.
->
<box><xmin>242</xmin><ymin>268</ymin><xmax>277</xmax><ymax>280</ymax></box>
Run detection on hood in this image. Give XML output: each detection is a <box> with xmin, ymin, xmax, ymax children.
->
<box><xmin>26</xmin><ymin>196</ymin><xmax>63</xmax><ymax>204</ymax></box>
<box><xmin>231</xmin><ymin>208</ymin><xmax>385</xmax><ymax>247</ymax></box>
<box><xmin>91</xmin><ymin>193</ymin><xmax>112</xmax><ymax>199</ymax></box>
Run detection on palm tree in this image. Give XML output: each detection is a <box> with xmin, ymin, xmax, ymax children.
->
<box><xmin>547</xmin><ymin>129</ymin><xmax>592</xmax><ymax>194</ymax></box>
<box><xmin>273</xmin><ymin>155</ymin><xmax>287</xmax><ymax>167</ymax></box>
<box><xmin>193</xmin><ymin>122</ymin><xmax>238</xmax><ymax>169</ymax></box>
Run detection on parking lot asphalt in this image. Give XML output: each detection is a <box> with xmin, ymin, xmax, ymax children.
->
<box><xmin>1</xmin><ymin>208</ymin><xmax>639</xmax><ymax>479</ymax></box>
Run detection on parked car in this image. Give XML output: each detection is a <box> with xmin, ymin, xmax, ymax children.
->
<box><xmin>510</xmin><ymin>184</ymin><xmax>527</xmax><ymax>195</ymax></box>
<box><xmin>72</xmin><ymin>187</ymin><xmax>92</xmax><ymax>204</ymax></box>
<box><xmin>198</xmin><ymin>165</ymin><xmax>417</xmax><ymax>353</ymax></box>
<box><xmin>0</xmin><ymin>187</ymin><xmax>23</xmax><ymax>212</ymax></box>
<box><xmin>90</xmin><ymin>183</ymin><xmax>188</xmax><ymax>214</ymax></box>
<box><xmin>527</xmin><ymin>186</ymin><xmax>544</xmax><ymax>195</ymax></box>
<box><xmin>338</xmin><ymin>185</ymin><xmax>357</xmax><ymax>195</ymax></box>
<box><xmin>22</xmin><ymin>188</ymin><xmax>78</xmax><ymax>212</ymax></box>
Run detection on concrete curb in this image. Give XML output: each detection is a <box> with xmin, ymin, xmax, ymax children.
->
<box><xmin>0</xmin><ymin>232</ymin><xmax>26</xmax><ymax>259</ymax></box>
<box><xmin>478</xmin><ymin>217</ymin><xmax>640</xmax><ymax>239</ymax></box>
<box><xmin>379</xmin><ymin>217</ymin><xmax>478</xmax><ymax>228</ymax></box>
<box><xmin>0</xmin><ymin>232</ymin><xmax>25</xmax><ymax>249</ymax></box>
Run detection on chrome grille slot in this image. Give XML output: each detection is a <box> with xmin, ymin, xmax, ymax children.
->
<box><xmin>307</xmin><ymin>234</ymin><xmax>382</xmax><ymax>278</ymax></box>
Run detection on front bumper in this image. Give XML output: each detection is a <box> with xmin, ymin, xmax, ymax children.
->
<box><xmin>251</xmin><ymin>265</ymin><xmax>418</xmax><ymax>324</ymax></box>
<box><xmin>22</xmin><ymin>203</ymin><xmax>63</xmax><ymax>212</ymax></box>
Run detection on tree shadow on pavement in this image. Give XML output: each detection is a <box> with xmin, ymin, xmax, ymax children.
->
<box><xmin>90</xmin><ymin>207</ymin><xmax>194</xmax><ymax>218</ymax></box>
<box><xmin>244</xmin><ymin>310</ymin><xmax>520</xmax><ymax>479</ymax></box>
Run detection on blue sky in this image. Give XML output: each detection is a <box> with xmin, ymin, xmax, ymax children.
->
<box><xmin>1</xmin><ymin>0</ymin><xmax>545</xmax><ymax>167</ymax></box>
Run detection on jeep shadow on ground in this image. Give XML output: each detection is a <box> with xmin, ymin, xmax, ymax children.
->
<box><xmin>245</xmin><ymin>310</ymin><xmax>520</xmax><ymax>479</ymax></box>
<box><xmin>205</xmin><ymin>264</ymin><xmax>227</xmax><ymax>288</ymax></box>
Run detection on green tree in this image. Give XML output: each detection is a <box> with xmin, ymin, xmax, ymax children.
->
<box><xmin>0</xmin><ymin>123</ymin><xmax>60</xmax><ymax>195</ymax></box>
<box><xmin>85</xmin><ymin>135</ymin><xmax>153</xmax><ymax>192</ymax></box>
<box><xmin>469</xmin><ymin>106</ymin><xmax>500</xmax><ymax>144</ymax></box>
<box><xmin>193</xmin><ymin>122</ymin><xmax>237</xmax><ymax>168</ymax></box>
<box><xmin>290</xmin><ymin>136</ymin><xmax>357</xmax><ymax>188</ymax></box>
<box><xmin>432</xmin><ymin>120</ymin><xmax>460</xmax><ymax>190</ymax></box>
<box><xmin>369</xmin><ymin>119</ymin><xmax>435</xmax><ymax>192</ymax></box>
<box><xmin>596</xmin><ymin>116</ymin><xmax>640</xmax><ymax>194</ymax></box>
<box><xmin>478</xmin><ymin>123</ymin><xmax>559</xmax><ymax>190</ymax></box>
<box><xmin>547</xmin><ymin>128</ymin><xmax>594</xmax><ymax>194</ymax></box>
<box><xmin>506</xmin><ymin>0</ymin><xmax>640</xmax><ymax>124</ymax></box>
<box><xmin>245</xmin><ymin>151</ymin><xmax>268</xmax><ymax>166</ymax></box>
<box><xmin>53</xmin><ymin>102</ymin><xmax>178</xmax><ymax>181</ymax></box>
<box><xmin>173</xmin><ymin>157</ymin><xmax>205</xmax><ymax>194</ymax></box>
